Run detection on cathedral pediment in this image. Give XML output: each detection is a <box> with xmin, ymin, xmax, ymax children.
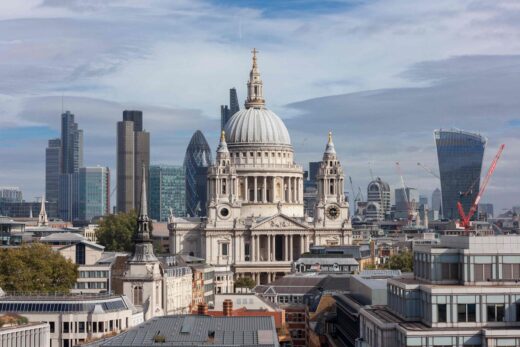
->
<box><xmin>252</xmin><ymin>214</ymin><xmax>309</xmax><ymax>230</ymax></box>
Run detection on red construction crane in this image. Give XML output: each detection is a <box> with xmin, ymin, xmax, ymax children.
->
<box><xmin>457</xmin><ymin>144</ymin><xmax>505</xmax><ymax>232</ymax></box>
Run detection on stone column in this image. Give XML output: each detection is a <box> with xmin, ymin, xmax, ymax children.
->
<box><xmin>254</xmin><ymin>177</ymin><xmax>258</xmax><ymax>203</ymax></box>
<box><xmin>287</xmin><ymin>177</ymin><xmax>293</xmax><ymax>202</ymax></box>
<box><xmin>284</xmin><ymin>235</ymin><xmax>289</xmax><ymax>261</ymax></box>
<box><xmin>289</xmin><ymin>235</ymin><xmax>293</xmax><ymax>261</ymax></box>
<box><xmin>244</xmin><ymin>176</ymin><xmax>248</xmax><ymax>202</ymax></box>
<box><xmin>267</xmin><ymin>234</ymin><xmax>271</xmax><ymax>262</ymax></box>
<box><xmin>263</xmin><ymin>176</ymin><xmax>267</xmax><ymax>203</ymax></box>
<box><xmin>271</xmin><ymin>176</ymin><xmax>276</xmax><ymax>202</ymax></box>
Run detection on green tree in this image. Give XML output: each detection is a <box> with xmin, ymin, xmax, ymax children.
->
<box><xmin>96</xmin><ymin>210</ymin><xmax>153</xmax><ymax>252</ymax></box>
<box><xmin>234</xmin><ymin>277</ymin><xmax>256</xmax><ymax>290</ymax></box>
<box><xmin>383</xmin><ymin>250</ymin><xmax>413</xmax><ymax>272</ymax></box>
<box><xmin>0</xmin><ymin>244</ymin><xmax>78</xmax><ymax>293</ymax></box>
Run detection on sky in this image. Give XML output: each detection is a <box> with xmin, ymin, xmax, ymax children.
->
<box><xmin>1</xmin><ymin>0</ymin><xmax>520</xmax><ymax>213</ymax></box>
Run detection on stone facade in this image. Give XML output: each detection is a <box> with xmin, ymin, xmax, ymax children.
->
<box><xmin>169</xmin><ymin>50</ymin><xmax>352</xmax><ymax>284</ymax></box>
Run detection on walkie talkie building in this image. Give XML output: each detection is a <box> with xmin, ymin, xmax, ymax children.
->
<box><xmin>434</xmin><ymin>129</ymin><xmax>486</xmax><ymax>220</ymax></box>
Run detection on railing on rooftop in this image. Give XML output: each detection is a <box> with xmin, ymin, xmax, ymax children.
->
<box><xmin>0</xmin><ymin>291</ymin><xmax>117</xmax><ymax>301</ymax></box>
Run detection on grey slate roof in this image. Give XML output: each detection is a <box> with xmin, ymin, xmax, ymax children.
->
<box><xmin>98</xmin><ymin>315</ymin><xmax>279</xmax><ymax>347</ymax></box>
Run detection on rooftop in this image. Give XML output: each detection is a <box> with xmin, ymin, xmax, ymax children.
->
<box><xmin>97</xmin><ymin>315</ymin><xmax>278</xmax><ymax>346</ymax></box>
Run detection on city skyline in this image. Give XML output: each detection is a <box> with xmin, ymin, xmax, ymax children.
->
<box><xmin>0</xmin><ymin>1</ymin><xmax>519</xmax><ymax>212</ymax></box>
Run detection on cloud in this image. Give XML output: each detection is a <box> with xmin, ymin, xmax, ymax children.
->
<box><xmin>1</xmin><ymin>0</ymin><xmax>520</xmax><ymax>212</ymax></box>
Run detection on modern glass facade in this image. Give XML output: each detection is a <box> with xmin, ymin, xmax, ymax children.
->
<box><xmin>149</xmin><ymin>165</ymin><xmax>186</xmax><ymax>221</ymax></box>
<box><xmin>434</xmin><ymin>129</ymin><xmax>486</xmax><ymax>220</ymax></box>
<box><xmin>183</xmin><ymin>131</ymin><xmax>212</xmax><ymax>217</ymax></box>
<box><xmin>78</xmin><ymin>167</ymin><xmax>109</xmax><ymax>222</ymax></box>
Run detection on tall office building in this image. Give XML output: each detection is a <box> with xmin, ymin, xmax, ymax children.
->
<box><xmin>149</xmin><ymin>165</ymin><xmax>186</xmax><ymax>221</ymax></box>
<box><xmin>394</xmin><ymin>187</ymin><xmax>419</xmax><ymax>220</ymax></box>
<box><xmin>434</xmin><ymin>129</ymin><xmax>486</xmax><ymax>220</ymax></box>
<box><xmin>117</xmin><ymin>110</ymin><xmax>150</xmax><ymax>213</ymax></box>
<box><xmin>431</xmin><ymin>188</ymin><xmax>441</xmax><ymax>213</ymax></box>
<box><xmin>78</xmin><ymin>166</ymin><xmax>110</xmax><ymax>222</ymax></box>
<box><xmin>58</xmin><ymin>111</ymin><xmax>83</xmax><ymax>221</ymax></box>
<box><xmin>60</xmin><ymin>111</ymin><xmax>83</xmax><ymax>174</ymax></box>
<box><xmin>183</xmin><ymin>130</ymin><xmax>212</xmax><ymax>217</ymax></box>
<box><xmin>45</xmin><ymin>138</ymin><xmax>61</xmax><ymax>216</ymax></box>
<box><xmin>0</xmin><ymin>187</ymin><xmax>22</xmax><ymax>203</ymax></box>
<box><xmin>220</xmin><ymin>88</ymin><xmax>240</xmax><ymax>130</ymax></box>
<box><xmin>366</xmin><ymin>177</ymin><xmax>391</xmax><ymax>221</ymax></box>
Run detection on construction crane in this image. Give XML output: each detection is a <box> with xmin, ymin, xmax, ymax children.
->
<box><xmin>395</xmin><ymin>162</ymin><xmax>419</xmax><ymax>226</ymax></box>
<box><xmin>457</xmin><ymin>144</ymin><xmax>505</xmax><ymax>233</ymax></box>
<box><xmin>417</xmin><ymin>162</ymin><xmax>440</xmax><ymax>179</ymax></box>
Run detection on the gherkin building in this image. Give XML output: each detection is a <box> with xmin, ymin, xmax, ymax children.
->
<box><xmin>183</xmin><ymin>130</ymin><xmax>212</xmax><ymax>217</ymax></box>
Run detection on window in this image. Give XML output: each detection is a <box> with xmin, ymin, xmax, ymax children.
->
<box><xmin>457</xmin><ymin>304</ymin><xmax>476</xmax><ymax>322</ymax></box>
<box><xmin>487</xmin><ymin>304</ymin><xmax>505</xmax><ymax>322</ymax></box>
<box><xmin>474</xmin><ymin>264</ymin><xmax>492</xmax><ymax>281</ymax></box>
<box><xmin>221</xmin><ymin>243</ymin><xmax>228</xmax><ymax>256</ymax></box>
<box><xmin>76</xmin><ymin>243</ymin><xmax>85</xmax><ymax>265</ymax></box>
<box><xmin>438</xmin><ymin>304</ymin><xmax>447</xmax><ymax>323</ymax></box>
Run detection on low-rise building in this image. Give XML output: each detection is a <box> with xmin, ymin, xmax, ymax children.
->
<box><xmin>0</xmin><ymin>321</ymin><xmax>50</xmax><ymax>347</ymax></box>
<box><xmin>161</xmin><ymin>256</ymin><xmax>193</xmax><ymax>315</ymax></box>
<box><xmin>359</xmin><ymin>235</ymin><xmax>520</xmax><ymax>347</ymax></box>
<box><xmin>40</xmin><ymin>232</ymin><xmax>112</xmax><ymax>294</ymax></box>
<box><xmin>0</xmin><ymin>292</ymin><xmax>140</xmax><ymax>347</ymax></box>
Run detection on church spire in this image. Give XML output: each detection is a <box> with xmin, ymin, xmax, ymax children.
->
<box><xmin>131</xmin><ymin>163</ymin><xmax>157</xmax><ymax>262</ymax></box>
<box><xmin>245</xmin><ymin>48</ymin><xmax>265</xmax><ymax>109</ymax></box>
<box><xmin>136</xmin><ymin>163</ymin><xmax>150</xmax><ymax>240</ymax></box>
<box><xmin>38</xmin><ymin>194</ymin><xmax>48</xmax><ymax>227</ymax></box>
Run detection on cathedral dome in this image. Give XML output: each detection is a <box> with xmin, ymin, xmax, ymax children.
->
<box><xmin>224</xmin><ymin>107</ymin><xmax>291</xmax><ymax>146</ymax></box>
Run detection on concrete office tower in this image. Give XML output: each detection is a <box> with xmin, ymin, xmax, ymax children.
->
<box><xmin>79</xmin><ymin>167</ymin><xmax>110</xmax><ymax>222</ymax></box>
<box><xmin>366</xmin><ymin>177</ymin><xmax>391</xmax><ymax>221</ymax></box>
<box><xmin>45</xmin><ymin>139</ymin><xmax>61</xmax><ymax>216</ymax></box>
<box><xmin>149</xmin><ymin>165</ymin><xmax>186</xmax><ymax>221</ymax></box>
<box><xmin>183</xmin><ymin>130</ymin><xmax>212</xmax><ymax>217</ymax></box>
<box><xmin>58</xmin><ymin>111</ymin><xmax>83</xmax><ymax>221</ymax></box>
<box><xmin>0</xmin><ymin>187</ymin><xmax>22</xmax><ymax>203</ymax></box>
<box><xmin>220</xmin><ymin>88</ymin><xmax>240</xmax><ymax>130</ymax></box>
<box><xmin>434</xmin><ymin>129</ymin><xmax>486</xmax><ymax>220</ymax></box>
<box><xmin>431</xmin><ymin>188</ymin><xmax>441</xmax><ymax>213</ymax></box>
<box><xmin>117</xmin><ymin>110</ymin><xmax>150</xmax><ymax>213</ymax></box>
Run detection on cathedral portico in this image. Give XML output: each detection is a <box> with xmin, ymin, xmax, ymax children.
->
<box><xmin>168</xmin><ymin>49</ymin><xmax>352</xmax><ymax>284</ymax></box>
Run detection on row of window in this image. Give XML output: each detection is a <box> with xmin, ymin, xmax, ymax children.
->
<box><xmin>437</xmin><ymin>303</ymin><xmax>520</xmax><ymax>323</ymax></box>
<box><xmin>0</xmin><ymin>300</ymin><xmax>126</xmax><ymax>313</ymax></box>
<box><xmin>230</xmin><ymin>151</ymin><xmax>291</xmax><ymax>159</ymax></box>
<box><xmin>278</xmin><ymin>295</ymin><xmax>304</xmax><ymax>304</ymax></box>
<box><xmin>79</xmin><ymin>270</ymin><xmax>109</xmax><ymax>278</ymax></box>
<box><xmin>74</xmin><ymin>281</ymin><xmax>107</xmax><ymax>289</ymax></box>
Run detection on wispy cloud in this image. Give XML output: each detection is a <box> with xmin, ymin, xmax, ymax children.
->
<box><xmin>1</xmin><ymin>0</ymin><xmax>520</xmax><ymax>210</ymax></box>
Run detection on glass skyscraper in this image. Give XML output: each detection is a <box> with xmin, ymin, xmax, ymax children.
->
<box><xmin>149</xmin><ymin>165</ymin><xmax>186</xmax><ymax>221</ymax></box>
<box><xmin>434</xmin><ymin>129</ymin><xmax>486</xmax><ymax>220</ymax></box>
<box><xmin>78</xmin><ymin>167</ymin><xmax>110</xmax><ymax>222</ymax></box>
<box><xmin>184</xmin><ymin>130</ymin><xmax>212</xmax><ymax>217</ymax></box>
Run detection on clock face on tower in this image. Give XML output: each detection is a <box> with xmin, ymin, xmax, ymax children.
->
<box><xmin>326</xmin><ymin>205</ymin><xmax>339</xmax><ymax>220</ymax></box>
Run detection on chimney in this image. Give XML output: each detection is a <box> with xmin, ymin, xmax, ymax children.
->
<box><xmin>197</xmin><ymin>302</ymin><xmax>208</xmax><ymax>315</ymax></box>
<box><xmin>223</xmin><ymin>299</ymin><xmax>233</xmax><ymax>317</ymax></box>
